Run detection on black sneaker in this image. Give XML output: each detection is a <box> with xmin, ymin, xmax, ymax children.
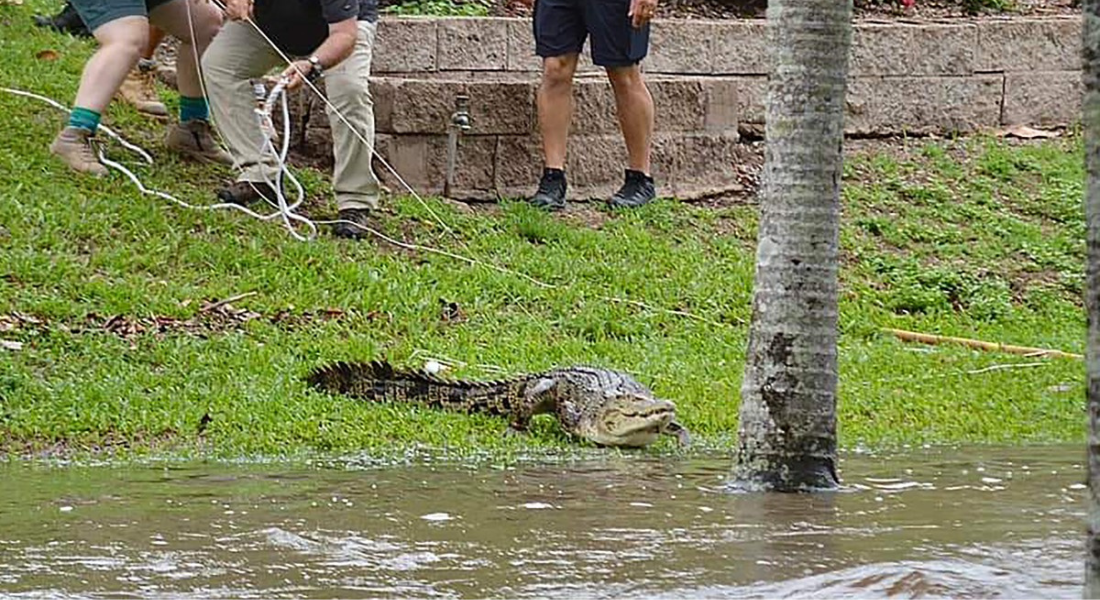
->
<box><xmin>34</xmin><ymin>2</ymin><xmax>90</xmax><ymax>37</ymax></box>
<box><xmin>332</xmin><ymin>208</ymin><xmax>371</xmax><ymax>240</ymax></box>
<box><xmin>528</xmin><ymin>167</ymin><xmax>567</xmax><ymax>211</ymax></box>
<box><xmin>216</xmin><ymin>180</ymin><xmax>278</xmax><ymax>206</ymax></box>
<box><xmin>608</xmin><ymin>169</ymin><xmax>656</xmax><ymax>209</ymax></box>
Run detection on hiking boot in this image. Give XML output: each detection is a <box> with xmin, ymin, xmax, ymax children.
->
<box><xmin>34</xmin><ymin>2</ymin><xmax>90</xmax><ymax>37</ymax></box>
<box><xmin>608</xmin><ymin>169</ymin><xmax>656</xmax><ymax>209</ymax></box>
<box><xmin>216</xmin><ymin>180</ymin><xmax>279</xmax><ymax>206</ymax></box>
<box><xmin>528</xmin><ymin>167</ymin><xmax>567</xmax><ymax>211</ymax></box>
<box><xmin>332</xmin><ymin>208</ymin><xmax>372</xmax><ymax>240</ymax></box>
<box><xmin>117</xmin><ymin>59</ymin><xmax>168</xmax><ymax>118</ymax></box>
<box><xmin>49</xmin><ymin>126</ymin><xmax>108</xmax><ymax>177</ymax></box>
<box><xmin>156</xmin><ymin>63</ymin><xmax>178</xmax><ymax>90</ymax></box>
<box><xmin>165</xmin><ymin>119</ymin><xmax>234</xmax><ymax>165</ymax></box>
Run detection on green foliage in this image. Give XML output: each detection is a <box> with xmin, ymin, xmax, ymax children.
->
<box><xmin>382</xmin><ymin>0</ymin><xmax>491</xmax><ymax>16</ymax></box>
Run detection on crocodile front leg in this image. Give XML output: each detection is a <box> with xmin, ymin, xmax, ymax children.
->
<box><xmin>505</xmin><ymin>377</ymin><xmax>558</xmax><ymax>435</ymax></box>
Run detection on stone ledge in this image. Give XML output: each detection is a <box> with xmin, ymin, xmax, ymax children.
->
<box><xmin>1002</xmin><ymin>70</ymin><xmax>1082</xmax><ymax>127</ymax></box>
<box><xmin>849</xmin><ymin>23</ymin><xmax>977</xmax><ymax>76</ymax></box>
<box><xmin>368</xmin><ymin>73</ymin><xmax>739</xmax><ymax>136</ymax></box>
<box><xmin>373</xmin><ymin>18</ymin><xmax>437</xmax><ymax>72</ymax></box>
<box><xmin>373</xmin><ymin>131</ymin><xmax>743</xmax><ymax>201</ymax></box>
<box><xmin>371</xmin><ymin>15</ymin><xmax>1083</xmax><ymax>77</ymax></box>
<box><xmin>845</xmin><ymin>74</ymin><xmax>1004</xmax><ymax>135</ymax></box>
<box><xmin>733</xmin><ymin>74</ymin><xmax>1005</xmax><ymax>135</ymax></box>
<box><xmin>975</xmin><ymin>17</ymin><xmax>1081</xmax><ymax>73</ymax></box>
<box><xmin>276</xmin><ymin>14</ymin><xmax>1084</xmax><ymax>201</ymax></box>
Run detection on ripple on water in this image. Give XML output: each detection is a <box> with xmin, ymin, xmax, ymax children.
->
<box><xmin>0</xmin><ymin>445</ymin><xmax>1085</xmax><ymax>599</ymax></box>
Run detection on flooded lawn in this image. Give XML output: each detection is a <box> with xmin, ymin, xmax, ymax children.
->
<box><xmin>0</xmin><ymin>445</ymin><xmax>1084</xmax><ymax>598</ymax></box>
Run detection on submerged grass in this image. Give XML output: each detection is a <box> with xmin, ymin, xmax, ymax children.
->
<box><xmin>0</xmin><ymin>2</ymin><xmax>1087</xmax><ymax>463</ymax></box>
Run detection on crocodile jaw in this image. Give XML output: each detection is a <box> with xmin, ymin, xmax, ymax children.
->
<box><xmin>582</xmin><ymin>398</ymin><xmax>677</xmax><ymax>447</ymax></box>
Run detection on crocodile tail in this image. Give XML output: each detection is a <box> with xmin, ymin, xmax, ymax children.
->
<box><xmin>305</xmin><ymin>360</ymin><xmax>522</xmax><ymax>416</ymax></box>
<box><xmin>305</xmin><ymin>360</ymin><xmax>393</xmax><ymax>395</ymax></box>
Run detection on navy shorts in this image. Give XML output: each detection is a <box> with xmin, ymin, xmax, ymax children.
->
<box><xmin>533</xmin><ymin>0</ymin><xmax>649</xmax><ymax>67</ymax></box>
<box><xmin>70</xmin><ymin>0</ymin><xmax>176</xmax><ymax>33</ymax></box>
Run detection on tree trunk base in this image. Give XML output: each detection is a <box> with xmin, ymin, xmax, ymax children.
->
<box><xmin>728</xmin><ymin>454</ymin><xmax>839</xmax><ymax>493</ymax></box>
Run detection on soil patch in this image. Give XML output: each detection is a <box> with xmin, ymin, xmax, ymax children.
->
<box><xmin>0</xmin><ymin>302</ymin><xmax>366</xmax><ymax>342</ymax></box>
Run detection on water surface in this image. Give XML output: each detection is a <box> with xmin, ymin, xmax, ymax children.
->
<box><xmin>0</xmin><ymin>445</ymin><xmax>1085</xmax><ymax>598</ymax></box>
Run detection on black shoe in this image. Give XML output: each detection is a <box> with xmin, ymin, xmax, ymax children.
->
<box><xmin>332</xmin><ymin>208</ymin><xmax>371</xmax><ymax>240</ymax></box>
<box><xmin>216</xmin><ymin>180</ymin><xmax>278</xmax><ymax>206</ymax></box>
<box><xmin>608</xmin><ymin>169</ymin><xmax>656</xmax><ymax>209</ymax></box>
<box><xmin>34</xmin><ymin>2</ymin><xmax>90</xmax><ymax>37</ymax></box>
<box><xmin>528</xmin><ymin>167</ymin><xmax>567</xmax><ymax>211</ymax></box>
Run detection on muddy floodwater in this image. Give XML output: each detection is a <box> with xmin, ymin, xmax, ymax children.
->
<box><xmin>0</xmin><ymin>445</ymin><xmax>1086</xmax><ymax>598</ymax></box>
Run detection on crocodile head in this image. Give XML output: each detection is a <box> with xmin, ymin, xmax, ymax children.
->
<box><xmin>580</xmin><ymin>394</ymin><xmax>685</xmax><ymax>448</ymax></box>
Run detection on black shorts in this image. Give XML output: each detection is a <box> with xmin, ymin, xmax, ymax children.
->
<box><xmin>533</xmin><ymin>0</ymin><xmax>649</xmax><ymax>67</ymax></box>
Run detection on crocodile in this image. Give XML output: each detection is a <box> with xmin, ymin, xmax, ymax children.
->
<box><xmin>305</xmin><ymin>360</ymin><xmax>691</xmax><ymax>448</ymax></box>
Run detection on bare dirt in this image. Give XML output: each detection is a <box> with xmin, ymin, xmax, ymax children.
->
<box><xmin>0</xmin><ymin>303</ymin><xmax>362</xmax><ymax>343</ymax></box>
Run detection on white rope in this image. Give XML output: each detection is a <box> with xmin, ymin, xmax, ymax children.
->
<box><xmin>1</xmin><ymin>4</ymin><xmax>738</xmax><ymax>331</ymax></box>
<box><xmin>0</xmin><ymin>87</ymin><xmax>153</xmax><ymax>164</ymax></box>
<box><xmin>1</xmin><ymin>85</ymin><xmax>318</xmax><ymax>240</ymax></box>
<box><xmin>197</xmin><ymin>0</ymin><xmax>455</xmax><ymax>236</ymax></box>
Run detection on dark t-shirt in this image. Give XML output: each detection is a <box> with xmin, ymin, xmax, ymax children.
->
<box><xmin>253</xmin><ymin>0</ymin><xmax>379</xmax><ymax>57</ymax></box>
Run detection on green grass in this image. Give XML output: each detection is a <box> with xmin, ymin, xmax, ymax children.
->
<box><xmin>382</xmin><ymin>0</ymin><xmax>492</xmax><ymax>17</ymax></box>
<box><xmin>0</xmin><ymin>3</ymin><xmax>1087</xmax><ymax>463</ymax></box>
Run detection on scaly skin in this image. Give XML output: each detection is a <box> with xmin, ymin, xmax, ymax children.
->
<box><xmin>306</xmin><ymin>360</ymin><xmax>691</xmax><ymax>448</ymax></box>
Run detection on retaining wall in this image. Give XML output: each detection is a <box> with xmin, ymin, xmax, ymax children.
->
<box><xmin>282</xmin><ymin>15</ymin><xmax>1083</xmax><ymax>200</ymax></box>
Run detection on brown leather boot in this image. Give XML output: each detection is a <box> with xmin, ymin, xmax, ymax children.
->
<box><xmin>49</xmin><ymin>127</ymin><xmax>108</xmax><ymax>177</ymax></box>
<box><xmin>116</xmin><ymin>60</ymin><xmax>168</xmax><ymax>118</ymax></box>
<box><xmin>216</xmin><ymin>180</ymin><xmax>280</xmax><ymax>206</ymax></box>
<box><xmin>165</xmin><ymin>119</ymin><xmax>234</xmax><ymax>165</ymax></box>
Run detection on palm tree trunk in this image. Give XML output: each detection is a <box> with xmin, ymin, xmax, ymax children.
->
<box><xmin>1083</xmin><ymin>0</ymin><xmax>1100</xmax><ymax>594</ymax></box>
<box><xmin>730</xmin><ymin>0</ymin><xmax>852</xmax><ymax>492</ymax></box>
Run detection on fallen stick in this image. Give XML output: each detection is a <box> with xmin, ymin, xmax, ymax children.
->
<box><xmin>966</xmin><ymin>362</ymin><xmax>1049</xmax><ymax>375</ymax></box>
<box><xmin>200</xmin><ymin>291</ymin><xmax>258</xmax><ymax>313</ymax></box>
<box><xmin>883</xmin><ymin>328</ymin><xmax>1083</xmax><ymax>360</ymax></box>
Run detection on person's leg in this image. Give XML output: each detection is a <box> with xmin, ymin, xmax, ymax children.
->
<box><xmin>50</xmin><ymin>2</ymin><xmax>150</xmax><ymax>176</ymax></box>
<box><xmin>150</xmin><ymin>0</ymin><xmax>233</xmax><ymax>165</ymax></box>
<box><xmin>117</xmin><ymin>22</ymin><xmax>169</xmax><ymax>117</ymax></box>
<box><xmin>324</xmin><ymin>19</ymin><xmax>382</xmax><ymax>239</ymax></box>
<box><xmin>194</xmin><ymin>20</ymin><xmax>283</xmax><ymax>202</ymax></box>
<box><xmin>529</xmin><ymin>0</ymin><xmax>586</xmax><ymax>210</ymax></box>
<box><xmin>143</xmin><ymin>23</ymin><xmax>166</xmax><ymax>59</ymax></box>
<box><xmin>538</xmin><ymin>55</ymin><xmax>578</xmax><ymax>172</ymax></box>
<box><xmin>606</xmin><ymin>65</ymin><xmax>653</xmax><ymax>174</ymax></box>
<box><xmin>588</xmin><ymin>0</ymin><xmax>655</xmax><ymax>208</ymax></box>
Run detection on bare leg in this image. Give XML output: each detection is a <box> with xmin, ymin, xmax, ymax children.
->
<box><xmin>149</xmin><ymin>0</ymin><xmax>222</xmax><ymax>99</ymax></box>
<box><xmin>606</xmin><ymin>64</ymin><xmax>653</xmax><ymax>174</ymax></box>
<box><xmin>152</xmin><ymin>0</ymin><xmax>232</xmax><ymax>164</ymax></box>
<box><xmin>73</xmin><ymin>16</ymin><xmax>148</xmax><ymax>112</ymax></box>
<box><xmin>51</xmin><ymin>16</ymin><xmax>148</xmax><ymax>176</ymax></box>
<box><xmin>143</xmin><ymin>24</ymin><xmax>167</xmax><ymax>60</ymax></box>
<box><xmin>537</xmin><ymin>54</ymin><xmax>579</xmax><ymax>169</ymax></box>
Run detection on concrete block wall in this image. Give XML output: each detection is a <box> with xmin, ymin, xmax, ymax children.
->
<box><xmin>286</xmin><ymin>15</ymin><xmax>1083</xmax><ymax>200</ymax></box>
<box><xmin>370</xmin><ymin>16</ymin><xmax>1083</xmax><ymax>132</ymax></box>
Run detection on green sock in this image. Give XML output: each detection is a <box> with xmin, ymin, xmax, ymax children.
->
<box><xmin>179</xmin><ymin>96</ymin><xmax>209</xmax><ymax>123</ymax></box>
<box><xmin>68</xmin><ymin>107</ymin><xmax>100</xmax><ymax>133</ymax></box>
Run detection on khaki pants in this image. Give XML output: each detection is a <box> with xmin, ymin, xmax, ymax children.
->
<box><xmin>201</xmin><ymin>20</ymin><xmax>381</xmax><ymax>210</ymax></box>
